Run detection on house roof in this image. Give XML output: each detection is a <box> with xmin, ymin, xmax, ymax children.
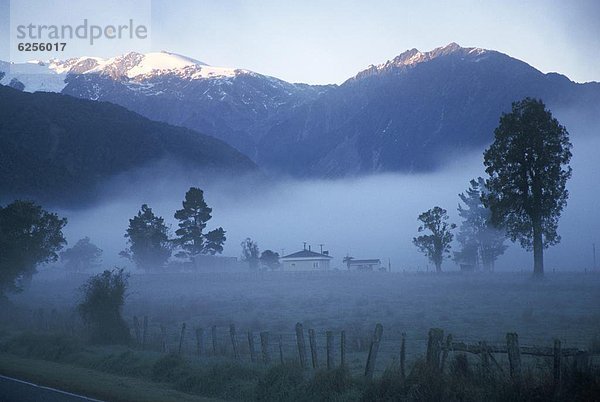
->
<box><xmin>281</xmin><ymin>250</ymin><xmax>333</xmax><ymax>259</ymax></box>
<box><xmin>348</xmin><ymin>259</ymin><xmax>381</xmax><ymax>264</ymax></box>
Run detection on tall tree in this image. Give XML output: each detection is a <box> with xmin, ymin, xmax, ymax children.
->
<box><xmin>413</xmin><ymin>206</ymin><xmax>456</xmax><ymax>273</ymax></box>
<box><xmin>483</xmin><ymin>98</ymin><xmax>572</xmax><ymax>276</ymax></box>
<box><xmin>61</xmin><ymin>237</ymin><xmax>103</xmax><ymax>273</ymax></box>
<box><xmin>454</xmin><ymin>178</ymin><xmax>508</xmax><ymax>272</ymax></box>
<box><xmin>121</xmin><ymin>204</ymin><xmax>171</xmax><ymax>271</ymax></box>
<box><xmin>173</xmin><ymin>187</ymin><xmax>226</xmax><ymax>259</ymax></box>
<box><xmin>241</xmin><ymin>238</ymin><xmax>260</xmax><ymax>270</ymax></box>
<box><xmin>0</xmin><ymin>200</ymin><xmax>67</xmax><ymax>296</ymax></box>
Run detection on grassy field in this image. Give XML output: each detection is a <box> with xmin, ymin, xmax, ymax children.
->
<box><xmin>2</xmin><ymin>271</ymin><xmax>600</xmax><ymax>401</ymax></box>
<box><xmin>8</xmin><ymin>271</ymin><xmax>600</xmax><ymax>376</ymax></box>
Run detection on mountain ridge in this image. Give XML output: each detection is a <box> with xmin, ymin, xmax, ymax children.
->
<box><xmin>2</xmin><ymin>43</ymin><xmax>599</xmax><ymax>177</ymax></box>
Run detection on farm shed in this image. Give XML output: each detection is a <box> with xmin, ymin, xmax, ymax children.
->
<box><xmin>346</xmin><ymin>259</ymin><xmax>382</xmax><ymax>272</ymax></box>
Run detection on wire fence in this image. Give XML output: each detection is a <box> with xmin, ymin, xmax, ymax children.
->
<box><xmin>127</xmin><ymin>316</ymin><xmax>599</xmax><ymax>378</ymax></box>
<box><xmin>14</xmin><ymin>307</ymin><xmax>599</xmax><ymax>380</ymax></box>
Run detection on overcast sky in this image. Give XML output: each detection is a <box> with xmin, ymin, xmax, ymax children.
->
<box><xmin>1</xmin><ymin>0</ymin><xmax>599</xmax><ymax>84</ymax></box>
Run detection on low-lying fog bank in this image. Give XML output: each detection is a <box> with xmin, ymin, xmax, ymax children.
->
<box><xmin>55</xmin><ymin>132</ymin><xmax>600</xmax><ymax>273</ymax></box>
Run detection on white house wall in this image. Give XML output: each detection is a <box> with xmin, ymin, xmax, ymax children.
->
<box><xmin>281</xmin><ymin>258</ymin><xmax>330</xmax><ymax>271</ymax></box>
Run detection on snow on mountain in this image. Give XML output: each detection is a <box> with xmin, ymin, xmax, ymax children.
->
<box><xmin>0</xmin><ymin>51</ymin><xmax>247</xmax><ymax>93</ymax></box>
<box><xmin>352</xmin><ymin>42</ymin><xmax>490</xmax><ymax>81</ymax></box>
<box><xmin>0</xmin><ymin>60</ymin><xmax>68</xmax><ymax>92</ymax></box>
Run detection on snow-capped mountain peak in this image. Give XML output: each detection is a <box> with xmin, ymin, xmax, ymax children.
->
<box><xmin>352</xmin><ymin>43</ymin><xmax>490</xmax><ymax>80</ymax></box>
<box><xmin>49</xmin><ymin>51</ymin><xmax>222</xmax><ymax>79</ymax></box>
<box><xmin>0</xmin><ymin>51</ymin><xmax>248</xmax><ymax>92</ymax></box>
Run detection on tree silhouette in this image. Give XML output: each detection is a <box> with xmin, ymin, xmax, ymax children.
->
<box><xmin>174</xmin><ymin>187</ymin><xmax>226</xmax><ymax>259</ymax></box>
<box><xmin>121</xmin><ymin>204</ymin><xmax>171</xmax><ymax>271</ymax></box>
<box><xmin>260</xmin><ymin>250</ymin><xmax>280</xmax><ymax>270</ymax></box>
<box><xmin>0</xmin><ymin>200</ymin><xmax>66</xmax><ymax>296</ymax></box>
<box><xmin>61</xmin><ymin>237</ymin><xmax>102</xmax><ymax>273</ymax></box>
<box><xmin>483</xmin><ymin>98</ymin><xmax>572</xmax><ymax>276</ymax></box>
<box><xmin>413</xmin><ymin>207</ymin><xmax>456</xmax><ymax>273</ymax></box>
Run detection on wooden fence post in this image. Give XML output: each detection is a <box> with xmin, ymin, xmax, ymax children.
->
<box><xmin>553</xmin><ymin>339</ymin><xmax>561</xmax><ymax>391</ymax></box>
<box><xmin>364</xmin><ymin>323</ymin><xmax>384</xmax><ymax>379</ymax></box>
<box><xmin>260</xmin><ymin>331</ymin><xmax>271</xmax><ymax>364</ymax></box>
<box><xmin>178</xmin><ymin>322</ymin><xmax>186</xmax><ymax>355</ymax></box>
<box><xmin>160</xmin><ymin>325</ymin><xmax>167</xmax><ymax>353</ymax></box>
<box><xmin>211</xmin><ymin>325</ymin><xmax>218</xmax><ymax>355</ymax></box>
<box><xmin>480</xmin><ymin>341</ymin><xmax>490</xmax><ymax>374</ymax></box>
<box><xmin>133</xmin><ymin>316</ymin><xmax>141</xmax><ymax>346</ymax></box>
<box><xmin>279</xmin><ymin>335</ymin><xmax>284</xmax><ymax>364</ymax></box>
<box><xmin>142</xmin><ymin>316</ymin><xmax>148</xmax><ymax>349</ymax></box>
<box><xmin>326</xmin><ymin>331</ymin><xmax>334</xmax><ymax>370</ymax></box>
<box><xmin>308</xmin><ymin>328</ymin><xmax>319</xmax><ymax>369</ymax></box>
<box><xmin>340</xmin><ymin>330</ymin><xmax>346</xmax><ymax>367</ymax></box>
<box><xmin>426</xmin><ymin>328</ymin><xmax>444</xmax><ymax>371</ymax></box>
<box><xmin>400</xmin><ymin>332</ymin><xmax>406</xmax><ymax>379</ymax></box>
<box><xmin>196</xmin><ymin>327</ymin><xmax>204</xmax><ymax>358</ymax></box>
<box><xmin>230</xmin><ymin>324</ymin><xmax>239</xmax><ymax>359</ymax></box>
<box><xmin>296</xmin><ymin>323</ymin><xmax>307</xmax><ymax>368</ymax></box>
<box><xmin>248</xmin><ymin>331</ymin><xmax>257</xmax><ymax>363</ymax></box>
<box><xmin>506</xmin><ymin>332</ymin><xmax>522</xmax><ymax>382</ymax></box>
<box><xmin>440</xmin><ymin>334</ymin><xmax>452</xmax><ymax>373</ymax></box>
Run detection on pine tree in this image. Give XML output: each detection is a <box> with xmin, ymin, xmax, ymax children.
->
<box><xmin>454</xmin><ymin>178</ymin><xmax>507</xmax><ymax>271</ymax></box>
<box><xmin>173</xmin><ymin>187</ymin><xmax>226</xmax><ymax>260</ymax></box>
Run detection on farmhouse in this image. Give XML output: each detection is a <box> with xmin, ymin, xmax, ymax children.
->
<box><xmin>346</xmin><ymin>258</ymin><xmax>382</xmax><ymax>272</ymax></box>
<box><xmin>281</xmin><ymin>246</ymin><xmax>333</xmax><ymax>271</ymax></box>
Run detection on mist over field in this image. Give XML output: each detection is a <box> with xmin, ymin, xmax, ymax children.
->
<box><xmin>50</xmin><ymin>110</ymin><xmax>600</xmax><ymax>274</ymax></box>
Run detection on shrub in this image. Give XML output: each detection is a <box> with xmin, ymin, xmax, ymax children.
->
<box><xmin>77</xmin><ymin>268</ymin><xmax>130</xmax><ymax>344</ymax></box>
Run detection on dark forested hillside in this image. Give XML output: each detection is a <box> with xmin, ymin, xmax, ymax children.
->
<box><xmin>0</xmin><ymin>85</ymin><xmax>256</xmax><ymax>204</ymax></box>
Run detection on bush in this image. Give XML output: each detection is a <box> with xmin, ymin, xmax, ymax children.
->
<box><xmin>77</xmin><ymin>268</ymin><xmax>130</xmax><ymax>344</ymax></box>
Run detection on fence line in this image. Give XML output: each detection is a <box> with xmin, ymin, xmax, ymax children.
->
<box><xmin>17</xmin><ymin>308</ymin><xmax>598</xmax><ymax>384</ymax></box>
<box><xmin>126</xmin><ymin>316</ymin><xmax>597</xmax><ymax>382</ymax></box>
